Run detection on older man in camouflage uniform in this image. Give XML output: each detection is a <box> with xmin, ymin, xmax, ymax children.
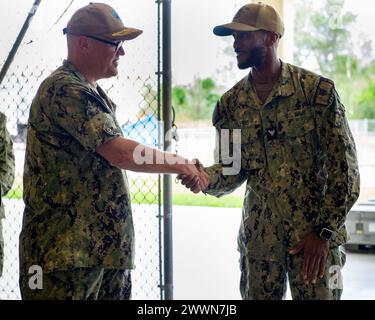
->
<box><xmin>19</xmin><ymin>3</ymin><xmax>208</xmax><ymax>300</ymax></box>
<box><xmin>0</xmin><ymin>112</ymin><xmax>15</xmax><ymax>277</ymax></box>
<box><xmin>180</xmin><ymin>3</ymin><xmax>359</xmax><ymax>300</ymax></box>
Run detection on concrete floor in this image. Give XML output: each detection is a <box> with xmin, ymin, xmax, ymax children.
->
<box><xmin>1</xmin><ymin>202</ymin><xmax>373</xmax><ymax>300</ymax></box>
<box><xmin>173</xmin><ymin>206</ymin><xmax>375</xmax><ymax>300</ymax></box>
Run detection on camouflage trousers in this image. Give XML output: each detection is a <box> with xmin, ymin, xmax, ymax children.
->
<box><xmin>20</xmin><ymin>267</ymin><xmax>132</xmax><ymax>300</ymax></box>
<box><xmin>239</xmin><ymin>247</ymin><xmax>346</xmax><ymax>300</ymax></box>
<box><xmin>0</xmin><ymin>219</ymin><xmax>3</xmax><ymax>276</ymax></box>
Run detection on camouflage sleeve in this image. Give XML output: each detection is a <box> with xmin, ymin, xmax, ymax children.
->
<box><xmin>204</xmin><ymin>101</ymin><xmax>247</xmax><ymax>198</ymax></box>
<box><xmin>52</xmin><ymin>84</ymin><xmax>123</xmax><ymax>152</ymax></box>
<box><xmin>314</xmin><ymin>79</ymin><xmax>360</xmax><ymax>234</ymax></box>
<box><xmin>0</xmin><ymin>112</ymin><xmax>15</xmax><ymax>196</ymax></box>
<box><xmin>204</xmin><ymin>163</ymin><xmax>247</xmax><ymax>198</ymax></box>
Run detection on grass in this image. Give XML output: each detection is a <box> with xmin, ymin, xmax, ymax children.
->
<box><xmin>131</xmin><ymin>191</ymin><xmax>243</xmax><ymax>207</ymax></box>
<box><xmin>4</xmin><ymin>188</ymin><xmax>23</xmax><ymax>200</ymax></box>
<box><xmin>170</xmin><ymin>193</ymin><xmax>243</xmax><ymax>208</ymax></box>
<box><xmin>5</xmin><ymin>187</ymin><xmax>243</xmax><ymax>208</ymax></box>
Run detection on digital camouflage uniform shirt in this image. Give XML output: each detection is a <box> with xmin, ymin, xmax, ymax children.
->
<box><xmin>0</xmin><ymin>112</ymin><xmax>15</xmax><ymax>276</ymax></box>
<box><xmin>20</xmin><ymin>60</ymin><xmax>134</xmax><ymax>275</ymax></box>
<box><xmin>205</xmin><ymin>61</ymin><xmax>360</xmax><ymax>260</ymax></box>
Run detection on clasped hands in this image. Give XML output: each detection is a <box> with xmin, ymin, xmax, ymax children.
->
<box><xmin>178</xmin><ymin>159</ymin><xmax>210</xmax><ymax>193</ymax></box>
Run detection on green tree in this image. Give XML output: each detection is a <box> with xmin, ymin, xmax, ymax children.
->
<box><xmin>137</xmin><ymin>78</ymin><xmax>221</xmax><ymax>123</ymax></box>
<box><xmin>172</xmin><ymin>77</ymin><xmax>221</xmax><ymax>122</ymax></box>
<box><xmin>294</xmin><ymin>0</ymin><xmax>375</xmax><ymax>119</ymax></box>
<box><xmin>294</xmin><ymin>0</ymin><xmax>357</xmax><ymax>78</ymax></box>
<box><xmin>353</xmin><ymin>82</ymin><xmax>375</xmax><ymax>119</ymax></box>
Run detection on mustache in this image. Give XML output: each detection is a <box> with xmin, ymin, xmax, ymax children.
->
<box><xmin>236</xmin><ymin>45</ymin><xmax>267</xmax><ymax>69</ymax></box>
<box><xmin>235</xmin><ymin>47</ymin><xmax>265</xmax><ymax>55</ymax></box>
<box><xmin>235</xmin><ymin>49</ymin><xmax>246</xmax><ymax>54</ymax></box>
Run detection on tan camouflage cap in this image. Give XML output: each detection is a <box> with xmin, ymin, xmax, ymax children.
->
<box><xmin>63</xmin><ymin>2</ymin><xmax>143</xmax><ymax>41</ymax></box>
<box><xmin>213</xmin><ymin>2</ymin><xmax>284</xmax><ymax>37</ymax></box>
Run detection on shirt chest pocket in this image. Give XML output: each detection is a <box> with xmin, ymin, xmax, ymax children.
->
<box><xmin>278</xmin><ymin>109</ymin><xmax>317</xmax><ymax>164</ymax></box>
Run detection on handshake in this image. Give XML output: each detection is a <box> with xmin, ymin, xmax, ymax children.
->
<box><xmin>177</xmin><ymin>159</ymin><xmax>210</xmax><ymax>193</ymax></box>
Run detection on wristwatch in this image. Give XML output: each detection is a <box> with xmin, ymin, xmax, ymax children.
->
<box><xmin>314</xmin><ymin>227</ymin><xmax>334</xmax><ymax>241</ymax></box>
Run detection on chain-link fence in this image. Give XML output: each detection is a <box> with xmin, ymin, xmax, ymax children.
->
<box><xmin>0</xmin><ymin>63</ymin><xmax>163</xmax><ymax>299</ymax></box>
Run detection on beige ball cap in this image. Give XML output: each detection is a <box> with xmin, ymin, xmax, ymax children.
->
<box><xmin>63</xmin><ymin>2</ymin><xmax>143</xmax><ymax>41</ymax></box>
<box><xmin>213</xmin><ymin>2</ymin><xmax>284</xmax><ymax>37</ymax></box>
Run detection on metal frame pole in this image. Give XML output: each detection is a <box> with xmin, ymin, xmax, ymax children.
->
<box><xmin>162</xmin><ymin>0</ymin><xmax>173</xmax><ymax>300</ymax></box>
<box><xmin>0</xmin><ymin>0</ymin><xmax>42</xmax><ymax>86</ymax></box>
<box><xmin>156</xmin><ymin>0</ymin><xmax>164</xmax><ymax>300</ymax></box>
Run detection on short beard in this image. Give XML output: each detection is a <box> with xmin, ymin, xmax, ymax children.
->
<box><xmin>238</xmin><ymin>46</ymin><xmax>267</xmax><ymax>70</ymax></box>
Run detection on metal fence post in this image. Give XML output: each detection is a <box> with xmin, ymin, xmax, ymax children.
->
<box><xmin>162</xmin><ymin>0</ymin><xmax>173</xmax><ymax>300</ymax></box>
<box><xmin>0</xmin><ymin>0</ymin><xmax>41</xmax><ymax>86</ymax></box>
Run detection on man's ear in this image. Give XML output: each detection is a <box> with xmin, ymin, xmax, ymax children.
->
<box><xmin>266</xmin><ymin>32</ymin><xmax>279</xmax><ymax>47</ymax></box>
<box><xmin>78</xmin><ymin>36</ymin><xmax>90</xmax><ymax>52</ymax></box>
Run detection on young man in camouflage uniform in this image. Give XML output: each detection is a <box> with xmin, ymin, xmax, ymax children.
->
<box><xmin>0</xmin><ymin>112</ymin><xmax>15</xmax><ymax>278</ymax></box>
<box><xmin>180</xmin><ymin>3</ymin><xmax>360</xmax><ymax>299</ymax></box>
<box><xmin>19</xmin><ymin>3</ymin><xmax>208</xmax><ymax>300</ymax></box>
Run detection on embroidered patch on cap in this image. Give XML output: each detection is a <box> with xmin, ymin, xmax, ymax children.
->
<box><xmin>111</xmin><ymin>9</ymin><xmax>122</xmax><ymax>22</ymax></box>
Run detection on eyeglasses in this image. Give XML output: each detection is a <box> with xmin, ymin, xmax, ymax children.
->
<box><xmin>85</xmin><ymin>35</ymin><xmax>123</xmax><ymax>52</ymax></box>
<box><xmin>63</xmin><ymin>28</ymin><xmax>124</xmax><ymax>52</ymax></box>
